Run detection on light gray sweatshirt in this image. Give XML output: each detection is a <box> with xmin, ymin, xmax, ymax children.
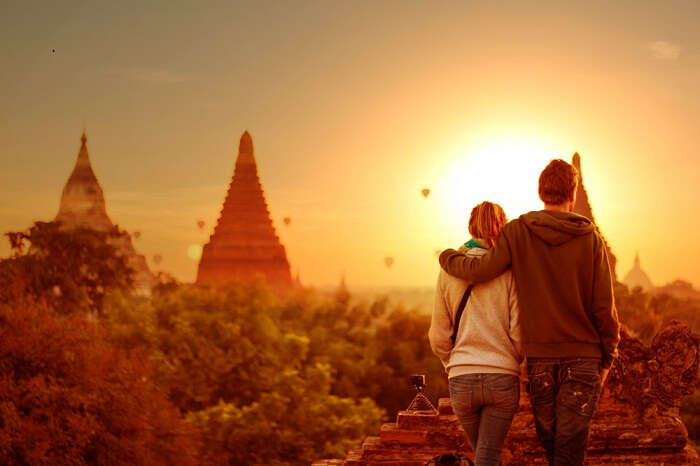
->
<box><xmin>429</xmin><ymin>245</ymin><xmax>523</xmax><ymax>378</ymax></box>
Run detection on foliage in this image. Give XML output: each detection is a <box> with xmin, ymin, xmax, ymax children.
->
<box><xmin>106</xmin><ymin>283</ymin><xmax>447</xmax><ymax>423</ymax></box>
<box><xmin>276</xmin><ymin>289</ymin><xmax>447</xmax><ymax>418</ymax></box>
<box><xmin>104</xmin><ymin>284</ymin><xmax>388</xmax><ymax>464</ymax></box>
<box><xmin>0</xmin><ymin>300</ymin><xmax>200</xmax><ymax>465</ymax></box>
<box><xmin>188</xmin><ymin>362</ymin><xmax>382</xmax><ymax>465</ymax></box>
<box><xmin>616</xmin><ymin>282</ymin><xmax>700</xmax><ymax>344</ymax></box>
<box><xmin>1</xmin><ymin>222</ymin><xmax>133</xmax><ymax>315</ymax></box>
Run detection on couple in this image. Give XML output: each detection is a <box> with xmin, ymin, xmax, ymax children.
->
<box><xmin>429</xmin><ymin>159</ymin><xmax>620</xmax><ymax>466</ymax></box>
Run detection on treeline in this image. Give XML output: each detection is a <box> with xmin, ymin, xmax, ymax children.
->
<box><xmin>0</xmin><ymin>222</ymin><xmax>447</xmax><ymax>465</ymax></box>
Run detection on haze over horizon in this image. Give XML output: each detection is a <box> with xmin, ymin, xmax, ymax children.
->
<box><xmin>2</xmin><ymin>1</ymin><xmax>700</xmax><ymax>288</ymax></box>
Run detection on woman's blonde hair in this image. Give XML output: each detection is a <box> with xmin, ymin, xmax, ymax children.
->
<box><xmin>468</xmin><ymin>201</ymin><xmax>508</xmax><ymax>248</ymax></box>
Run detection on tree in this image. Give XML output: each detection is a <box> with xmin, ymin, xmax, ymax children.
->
<box><xmin>103</xmin><ymin>282</ymin><xmax>385</xmax><ymax>465</ymax></box>
<box><xmin>0</xmin><ymin>300</ymin><xmax>202</xmax><ymax>465</ymax></box>
<box><xmin>188</xmin><ymin>360</ymin><xmax>383</xmax><ymax>465</ymax></box>
<box><xmin>1</xmin><ymin>222</ymin><xmax>133</xmax><ymax>315</ymax></box>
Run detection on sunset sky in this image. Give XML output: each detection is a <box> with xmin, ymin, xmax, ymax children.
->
<box><xmin>2</xmin><ymin>1</ymin><xmax>700</xmax><ymax>288</ymax></box>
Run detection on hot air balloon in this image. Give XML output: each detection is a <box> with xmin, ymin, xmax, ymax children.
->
<box><xmin>283</xmin><ymin>217</ymin><xmax>291</xmax><ymax>226</ymax></box>
<box><xmin>197</xmin><ymin>220</ymin><xmax>205</xmax><ymax>230</ymax></box>
<box><xmin>384</xmin><ymin>257</ymin><xmax>394</xmax><ymax>269</ymax></box>
<box><xmin>421</xmin><ymin>188</ymin><xmax>431</xmax><ymax>199</ymax></box>
<box><xmin>153</xmin><ymin>254</ymin><xmax>163</xmax><ymax>265</ymax></box>
<box><xmin>133</xmin><ymin>231</ymin><xmax>141</xmax><ymax>239</ymax></box>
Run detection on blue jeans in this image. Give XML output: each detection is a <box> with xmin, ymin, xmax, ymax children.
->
<box><xmin>527</xmin><ymin>358</ymin><xmax>602</xmax><ymax>466</ymax></box>
<box><xmin>449</xmin><ymin>373</ymin><xmax>520</xmax><ymax>466</ymax></box>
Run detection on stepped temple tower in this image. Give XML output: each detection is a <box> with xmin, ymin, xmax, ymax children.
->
<box><xmin>624</xmin><ymin>252</ymin><xmax>655</xmax><ymax>292</ymax></box>
<box><xmin>196</xmin><ymin>131</ymin><xmax>292</xmax><ymax>289</ymax></box>
<box><xmin>56</xmin><ymin>132</ymin><xmax>155</xmax><ymax>294</ymax></box>
<box><xmin>572</xmin><ymin>152</ymin><xmax>618</xmax><ymax>279</ymax></box>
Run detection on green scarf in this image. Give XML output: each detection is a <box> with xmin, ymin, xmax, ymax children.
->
<box><xmin>464</xmin><ymin>238</ymin><xmax>487</xmax><ymax>250</ymax></box>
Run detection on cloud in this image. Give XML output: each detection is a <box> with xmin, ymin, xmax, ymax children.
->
<box><xmin>649</xmin><ymin>41</ymin><xmax>681</xmax><ymax>60</ymax></box>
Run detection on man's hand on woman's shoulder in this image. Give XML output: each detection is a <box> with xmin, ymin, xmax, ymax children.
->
<box><xmin>439</xmin><ymin>241</ymin><xmax>511</xmax><ymax>284</ymax></box>
<box><xmin>439</xmin><ymin>249</ymin><xmax>464</xmax><ymax>269</ymax></box>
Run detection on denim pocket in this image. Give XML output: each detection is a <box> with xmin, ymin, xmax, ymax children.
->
<box><xmin>560</xmin><ymin>368</ymin><xmax>601</xmax><ymax>417</ymax></box>
<box><xmin>489</xmin><ymin>375</ymin><xmax>519</xmax><ymax>412</ymax></box>
<box><xmin>529</xmin><ymin>371</ymin><xmax>555</xmax><ymax>404</ymax></box>
<box><xmin>449</xmin><ymin>382</ymin><xmax>475</xmax><ymax>415</ymax></box>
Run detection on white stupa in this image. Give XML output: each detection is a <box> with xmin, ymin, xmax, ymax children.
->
<box><xmin>623</xmin><ymin>252</ymin><xmax>654</xmax><ymax>292</ymax></box>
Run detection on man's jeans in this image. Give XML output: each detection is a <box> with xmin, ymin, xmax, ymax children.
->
<box><xmin>527</xmin><ymin>358</ymin><xmax>602</xmax><ymax>466</ymax></box>
<box><xmin>449</xmin><ymin>373</ymin><xmax>520</xmax><ymax>466</ymax></box>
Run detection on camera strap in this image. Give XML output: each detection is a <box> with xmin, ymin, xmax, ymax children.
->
<box><xmin>450</xmin><ymin>285</ymin><xmax>473</xmax><ymax>345</ymax></box>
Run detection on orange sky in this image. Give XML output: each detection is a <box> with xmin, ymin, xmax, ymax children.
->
<box><xmin>2</xmin><ymin>1</ymin><xmax>700</xmax><ymax>288</ymax></box>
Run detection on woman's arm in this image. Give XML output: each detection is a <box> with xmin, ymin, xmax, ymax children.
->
<box><xmin>428</xmin><ymin>271</ymin><xmax>454</xmax><ymax>369</ymax></box>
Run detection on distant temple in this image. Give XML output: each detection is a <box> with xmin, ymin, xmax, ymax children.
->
<box><xmin>56</xmin><ymin>132</ymin><xmax>155</xmax><ymax>294</ymax></box>
<box><xmin>572</xmin><ymin>152</ymin><xmax>618</xmax><ymax>279</ymax></box>
<box><xmin>623</xmin><ymin>252</ymin><xmax>654</xmax><ymax>292</ymax></box>
<box><xmin>196</xmin><ymin>131</ymin><xmax>292</xmax><ymax>289</ymax></box>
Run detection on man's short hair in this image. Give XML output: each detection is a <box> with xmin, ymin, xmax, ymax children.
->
<box><xmin>538</xmin><ymin>159</ymin><xmax>579</xmax><ymax>205</ymax></box>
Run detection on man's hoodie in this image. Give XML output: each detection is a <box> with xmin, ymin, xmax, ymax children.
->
<box><xmin>439</xmin><ymin>210</ymin><xmax>620</xmax><ymax>369</ymax></box>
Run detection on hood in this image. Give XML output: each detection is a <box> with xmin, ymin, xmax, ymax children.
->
<box><xmin>520</xmin><ymin>210</ymin><xmax>595</xmax><ymax>246</ymax></box>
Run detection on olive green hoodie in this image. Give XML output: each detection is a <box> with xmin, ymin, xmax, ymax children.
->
<box><xmin>439</xmin><ymin>210</ymin><xmax>620</xmax><ymax>369</ymax></box>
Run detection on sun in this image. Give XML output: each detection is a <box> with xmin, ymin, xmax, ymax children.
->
<box><xmin>187</xmin><ymin>244</ymin><xmax>203</xmax><ymax>260</ymax></box>
<box><xmin>439</xmin><ymin>137</ymin><xmax>562</xmax><ymax>226</ymax></box>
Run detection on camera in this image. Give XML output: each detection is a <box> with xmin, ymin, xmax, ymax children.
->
<box><xmin>411</xmin><ymin>374</ymin><xmax>426</xmax><ymax>391</ymax></box>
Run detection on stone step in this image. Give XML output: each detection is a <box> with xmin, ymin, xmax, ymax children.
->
<box><xmin>438</xmin><ymin>397</ymin><xmax>453</xmax><ymax>415</ymax></box>
<box><xmin>362</xmin><ymin>436</ymin><xmax>381</xmax><ymax>449</ymax></box>
<box><xmin>344</xmin><ymin>449</ymin><xmax>364</xmax><ymax>466</ymax></box>
<box><xmin>379</xmin><ymin>423</ymin><xmax>428</xmax><ymax>445</ymax></box>
<box><xmin>396</xmin><ymin>410</ymin><xmax>439</xmax><ymax>430</ymax></box>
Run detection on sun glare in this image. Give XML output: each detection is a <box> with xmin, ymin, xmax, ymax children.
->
<box><xmin>440</xmin><ymin>138</ymin><xmax>560</xmax><ymax>226</ymax></box>
<box><xmin>187</xmin><ymin>244</ymin><xmax>203</xmax><ymax>260</ymax></box>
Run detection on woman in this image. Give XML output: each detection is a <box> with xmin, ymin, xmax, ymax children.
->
<box><xmin>429</xmin><ymin>201</ymin><xmax>522</xmax><ymax>466</ymax></box>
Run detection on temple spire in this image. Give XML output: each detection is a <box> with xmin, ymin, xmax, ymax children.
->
<box><xmin>75</xmin><ymin>131</ymin><xmax>91</xmax><ymax>168</ymax></box>
<box><xmin>197</xmin><ymin>130</ymin><xmax>292</xmax><ymax>290</ymax></box>
<box><xmin>56</xmin><ymin>131</ymin><xmax>112</xmax><ymax>231</ymax></box>
<box><xmin>571</xmin><ymin>152</ymin><xmax>618</xmax><ymax>279</ymax></box>
<box><xmin>239</xmin><ymin>130</ymin><xmax>253</xmax><ymax>154</ymax></box>
<box><xmin>572</xmin><ymin>152</ymin><xmax>582</xmax><ymax>179</ymax></box>
<box><xmin>624</xmin><ymin>250</ymin><xmax>654</xmax><ymax>291</ymax></box>
<box><xmin>235</xmin><ymin>130</ymin><xmax>256</xmax><ymax>167</ymax></box>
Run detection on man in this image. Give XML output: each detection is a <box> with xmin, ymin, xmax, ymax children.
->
<box><xmin>439</xmin><ymin>159</ymin><xmax>620</xmax><ymax>466</ymax></box>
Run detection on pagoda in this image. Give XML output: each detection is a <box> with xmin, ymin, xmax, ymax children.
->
<box><xmin>196</xmin><ymin>131</ymin><xmax>292</xmax><ymax>289</ymax></box>
<box><xmin>572</xmin><ymin>152</ymin><xmax>618</xmax><ymax>279</ymax></box>
<box><xmin>56</xmin><ymin>132</ymin><xmax>155</xmax><ymax>295</ymax></box>
<box><xmin>623</xmin><ymin>252</ymin><xmax>654</xmax><ymax>292</ymax></box>
<box><xmin>56</xmin><ymin>132</ymin><xmax>114</xmax><ymax>231</ymax></box>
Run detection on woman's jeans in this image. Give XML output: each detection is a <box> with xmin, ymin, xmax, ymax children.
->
<box><xmin>449</xmin><ymin>373</ymin><xmax>520</xmax><ymax>466</ymax></box>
